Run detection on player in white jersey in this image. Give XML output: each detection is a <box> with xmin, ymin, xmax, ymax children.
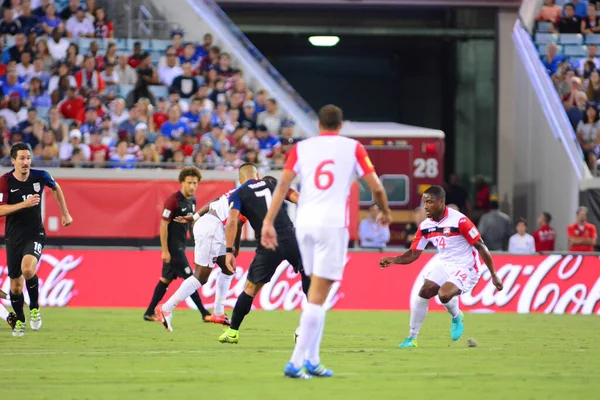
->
<box><xmin>156</xmin><ymin>189</ymin><xmax>246</xmax><ymax>331</ymax></box>
<box><xmin>262</xmin><ymin>105</ymin><xmax>392</xmax><ymax>379</ymax></box>
<box><xmin>380</xmin><ymin>186</ymin><xmax>504</xmax><ymax>347</ymax></box>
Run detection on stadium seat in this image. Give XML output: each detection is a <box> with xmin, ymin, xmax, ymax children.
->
<box><xmin>536</xmin><ymin>33</ymin><xmax>558</xmax><ymax>44</ymax></box>
<box><xmin>118</xmin><ymin>85</ymin><xmax>134</xmax><ymax>98</ymax></box>
<box><xmin>537</xmin><ymin>22</ymin><xmax>553</xmax><ymax>33</ymax></box>
<box><xmin>151</xmin><ymin>40</ymin><xmax>171</xmax><ymax>52</ymax></box>
<box><xmin>135</xmin><ymin>39</ymin><xmax>153</xmax><ymax>51</ymax></box>
<box><xmin>37</xmin><ymin>107</ymin><xmax>49</xmax><ymax>120</ymax></box>
<box><xmin>559</xmin><ymin>33</ymin><xmax>584</xmax><ymax>45</ymax></box>
<box><xmin>585</xmin><ymin>34</ymin><xmax>600</xmax><ymax>44</ymax></box>
<box><xmin>149</xmin><ymin>85</ymin><xmax>169</xmax><ymax>99</ymax></box>
<box><xmin>77</xmin><ymin>38</ymin><xmax>95</xmax><ymax>51</ymax></box>
<box><xmin>5</xmin><ymin>36</ymin><xmax>14</xmax><ymax>47</ymax></box>
<box><xmin>555</xmin><ymin>0</ymin><xmax>566</xmax><ymax>5</ymax></box>
<box><xmin>563</xmin><ymin>45</ymin><xmax>587</xmax><ymax>57</ymax></box>
<box><xmin>114</xmin><ymin>38</ymin><xmax>129</xmax><ymax>51</ymax></box>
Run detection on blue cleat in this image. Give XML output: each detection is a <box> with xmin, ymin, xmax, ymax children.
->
<box><xmin>451</xmin><ymin>312</ymin><xmax>464</xmax><ymax>341</ymax></box>
<box><xmin>284</xmin><ymin>362</ymin><xmax>312</xmax><ymax>379</ymax></box>
<box><xmin>398</xmin><ymin>337</ymin><xmax>418</xmax><ymax>348</ymax></box>
<box><xmin>304</xmin><ymin>361</ymin><xmax>333</xmax><ymax>377</ymax></box>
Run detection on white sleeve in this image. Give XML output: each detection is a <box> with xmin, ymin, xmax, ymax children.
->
<box><xmin>508</xmin><ymin>235</ymin><xmax>517</xmax><ymax>253</ymax></box>
<box><xmin>528</xmin><ymin>236</ymin><xmax>536</xmax><ymax>253</ymax></box>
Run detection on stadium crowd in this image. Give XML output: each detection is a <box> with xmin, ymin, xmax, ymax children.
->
<box><xmin>0</xmin><ymin>0</ymin><xmax>300</xmax><ymax>170</ymax></box>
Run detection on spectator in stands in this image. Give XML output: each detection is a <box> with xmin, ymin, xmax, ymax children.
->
<box><xmin>444</xmin><ymin>174</ymin><xmax>471</xmax><ymax>216</ymax></box>
<box><xmin>88</xmin><ymin>128</ymin><xmax>108</xmax><ymax>161</ymax></box>
<box><xmin>170</xmin><ymin>61</ymin><xmax>198</xmax><ymax>99</ymax></box>
<box><xmin>198</xmin><ymin>45</ymin><xmax>219</xmax><ymax>76</ymax></box>
<box><xmin>16</xmin><ymin>107</ymin><xmax>38</xmax><ymax>144</ymax></box>
<box><xmin>257</xmin><ymin>98</ymin><xmax>284</xmax><ymax>136</ymax></box>
<box><xmin>478</xmin><ymin>199</ymin><xmax>512</xmax><ymax>251</ymax></box>
<box><xmin>359</xmin><ymin>204</ymin><xmax>390</xmax><ymax>249</ymax></box>
<box><xmin>60</xmin><ymin>0</ymin><xmax>80</xmax><ymax>21</ymax></box>
<box><xmin>582</xmin><ymin>3</ymin><xmax>600</xmax><ymax>33</ymax></box>
<box><xmin>19</xmin><ymin>1</ymin><xmax>40</xmax><ymax>35</ymax></box>
<box><xmin>209</xmin><ymin>75</ymin><xmax>226</xmax><ymax>104</ymax></box>
<box><xmin>118</xmin><ymin>103</ymin><xmax>140</xmax><ymax>137</ymax></box>
<box><xmin>16</xmin><ymin>50</ymin><xmax>33</xmax><ymax>80</ymax></box>
<box><xmin>0</xmin><ymin>93</ymin><xmax>26</xmax><ymax>129</ymax></box>
<box><xmin>167</xmin><ymin>87</ymin><xmax>188</xmax><ymax>113</ymax></box>
<box><xmin>4</xmin><ymin>69</ymin><xmax>28</xmax><ymax>99</ymax></box>
<box><xmin>568</xmin><ymin>0</ymin><xmax>589</xmax><ymax>19</ymax></box>
<box><xmin>586</xmin><ymin>68</ymin><xmax>600</xmax><ymax>103</ymax></box>
<box><xmin>100</xmin><ymin>61</ymin><xmax>118</xmax><ymax>85</ymax></box>
<box><xmin>40</xmin><ymin>3</ymin><xmax>62</xmax><ymax>35</ymax></box>
<box><xmin>136</xmin><ymin>98</ymin><xmax>155</xmax><ymax>133</ymax></box>
<box><xmin>128</xmin><ymin>41</ymin><xmax>143</xmax><ymax>69</ymax></box>
<box><xmin>116</xmin><ymin>53</ymin><xmax>137</xmax><ymax>86</ymax></box>
<box><xmin>182</xmin><ymin>96</ymin><xmax>202</xmax><ymax>131</ymax></box>
<box><xmin>239</xmin><ymin>100</ymin><xmax>257</xmax><ymax>131</ymax></box>
<box><xmin>216</xmin><ymin>53</ymin><xmax>235</xmax><ymax>78</ymax></box>
<box><xmin>553</xmin><ymin>3</ymin><xmax>581</xmax><ymax>33</ymax></box>
<box><xmin>48</xmin><ymin>106</ymin><xmax>67</xmax><ymax>141</ymax></box>
<box><xmin>133</xmin><ymin>122</ymin><xmax>149</xmax><ymax>148</ymax></box>
<box><xmin>563</xmin><ymin>76</ymin><xmax>583</xmax><ymax>109</ymax></box>
<box><xmin>66</xmin><ymin>5</ymin><xmax>94</xmax><ymax>39</ymax></box>
<box><xmin>9</xmin><ymin>33</ymin><xmax>29</xmax><ymax>63</ymax></box>
<box><xmin>224</xmin><ymin>108</ymin><xmax>239</xmax><ymax>135</ymax></box>
<box><xmin>171</xmin><ymin>29</ymin><xmax>185</xmax><ymax>57</ymax></box>
<box><xmin>79</xmin><ymin>106</ymin><xmax>99</xmax><ymax>137</ymax></box>
<box><xmin>254</xmin><ymin>89</ymin><xmax>267</xmax><ymax>113</ymax></box>
<box><xmin>158</xmin><ymin>46</ymin><xmax>182</xmax><ymax>87</ymax></box>
<box><xmin>198</xmin><ymin>33</ymin><xmax>212</xmax><ymax>58</ymax></box>
<box><xmin>196</xmin><ymin>138</ymin><xmax>220</xmax><ymax>165</ymax></box>
<box><xmin>0</xmin><ymin>8</ymin><xmax>22</xmax><ymax>36</ymax></box>
<box><xmin>66</xmin><ymin>42</ymin><xmax>83</xmax><ymax>67</ymax></box>
<box><xmin>151</xmin><ymin>97</ymin><xmax>167</xmax><ymax>130</ymax></box>
<box><xmin>36</xmin><ymin>143</ymin><xmax>60</xmax><ymax>167</ymax></box>
<box><xmin>48</xmin><ymin>28</ymin><xmax>69</xmax><ymax>61</ymax></box>
<box><xmin>127</xmin><ymin>52</ymin><xmax>156</xmax><ymax>107</ymax></box>
<box><xmin>86</xmin><ymin>0</ymin><xmax>97</xmax><ymax>21</ymax></box>
<box><xmin>108</xmin><ymin>138</ymin><xmax>136</xmax><ymax>168</ymax></box>
<box><xmin>60</xmin><ymin>128</ymin><xmax>90</xmax><ymax>160</ymax></box>
<box><xmin>577</xmin><ymin>46</ymin><xmax>600</xmax><ymax>78</ymax></box>
<box><xmin>533</xmin><ymin>211</ymin><xmax>556</xmax><ymax>252</ymax></box>
<box><xmin>576</xmin><ymin>102</ymin><xmax>600</xmax><ymax>169</ymax></box>
<box><xmin>537</xmin><ymin>0</ymin><xmax>563</xmax><ymax>22</ymax></box>
<box><xmin>201</xmin><ymin>123</ymin><xmax>230</xmax><ymax>156</ymax></box>
<box><xmin>75</xmin><ymin>55</ymin><xmax>105</xmax><ymax>94</ymax></box>
<box><xmin>142</xmin><ymin>143</ymin><xmax>159</xmax><ymax>163</ymax></box>
<box><xmin>49</xmin><ymin>60</ymin><xmax>76</xmax><ymax>94</ymax></box>
<box><xmin>160</xmin><ymin>105</ymin><xmax>189</xmax><ymax>140</ymax></box>
<box><xmin>34</xmin><ymin>40</ymin><xmax>53</xmax><ymax>73</ymax></box>
<box><xmin>255</xmin><ymin>124</ymin><xmax>281</xmax><ymax>159</ymax></box>
<box><xmin>179</xmin><ymin>42</ymin><xmax>201</xmax><ymax>72</ymax></box>
<box><xmin>508</xmin><ymin>218</ymin><xmax>536</xmax><ymax>254</ymax></box>
<box><xmin>232</xmin><ymin>78</ymin><xmax>252</xmax><ymax>102</ymax></box>
<box><xmin>102</xmin><ymin>42</ymin><xmax>118</xmax><ymax>68</ymax></box>
<box><xmin>34</xmin><ymin>0</ymin><xmax>51</xmax><ymax>17</ymax></box>
<box><xmin>474</xmin><ymin>176</ymin><xmax>490</xmax><ymax>213</ymax></box>
<box><xmin>229</xmin><ymin>92</ymin><xmax>243</xmax><ymax>113</ymax></box>
<box><xmin>58</xmin><ymin>86</ymin><xmax>84</xmax><ymax>119</ymax></box>
<box><xmin>0</xmin><ymin>39</ymin><xmax>9</xmax><ymax>64</ymax></box>
<box><xmin>28</xmin><ymin>76</ymin><xmax>50</xmax><ymax>108</ymax></box>
<box><xmin>51</xmin><ymin>75</ymin><xmax>69</xmax><ymax>105</ymax></box>
<box><xmin>93</xmin><ymin>7</ymin><xmax>113</xmax><ymax>38</ymax></box>
<box><xmin>109</xmin><ymin>98</ymin><xmax>128</xmax><ymax>129</ymax></box>
<box><xmin>568</xmin><ymin>206</ymin><xmax>597</xmax><ymax>251</ymax></box>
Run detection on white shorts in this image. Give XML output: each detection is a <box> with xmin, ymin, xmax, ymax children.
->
<box><xmin>296</xmin><ymin>226</ymin><xmax>349</xmax><ymax>281</ymax></box>
<box><xmin>425</xmin><ymin>262</ymin><xmax>480</xmax><ymax>294</ymax></box>
<box><xmin>193</xmin><ymin>213</ymin><xmax>225</xmax><ymax>267</ymax></box>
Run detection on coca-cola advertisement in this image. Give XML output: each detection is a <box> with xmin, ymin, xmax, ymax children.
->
<box><xmin>0</xmin><ymin>250</ymin><xmax>599</xmax><ymax>314</ymax></box>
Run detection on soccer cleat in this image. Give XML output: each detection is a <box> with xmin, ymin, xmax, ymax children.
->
<box><xmin>284</xmin><ymin>362</ymin><xmax>312</xmax><ymax>379</ymax></box>
<box><xmin>398</xmin><ymin>337</ymin><xmax>418</xmax><ymax>348</ymax></box>
<box><xmin>155</xmin><ymin>305</ymin><xmax>173</xmax><ymax>332</ymax></box>
<box><xmin>451</xmin><ymin>312</ymin><xmax>464</xmax><ymax>341</ymax></box>
<box><xmin>218</xmin><ymin>328</ymin><xmax>239</xmax><ymax>344</ymax></box>
<box><xmin>30</xmin><ymin>308</ymin><xmax>42</xmax><ymax>331</ymax></box>
<box><xmin>12</xmin><ymin>320</ymin><xmax>25</xmax><ymax>337</ymax></box>
<box><xmin>204</xmin><ymin>314</ymin><xmax>230</xmax><ymax>326</ymax></box>
<box><xmin>304</xmin><ymin>361</ymin><xmax>333</xmax><ymax>377</ymax></box>
<box><xmin>6</xmin><ymin>312</ymin><xmax>16</xmax><ymax>329</ymax></box>
<box><xmin>143</xmin><ymin>314</ymin><xmax>159</xmax><ymax>322</ymax></box>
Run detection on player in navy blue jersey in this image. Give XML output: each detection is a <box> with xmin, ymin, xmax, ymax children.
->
<box><xmin>0</xmin><ymin>143</ymin><xmax>73</xmax><ymax>336</ymax></box>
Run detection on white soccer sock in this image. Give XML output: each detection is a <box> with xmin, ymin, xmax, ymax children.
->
<box><xmin>306</xmin><ymin>314</ymin><xmax>326</xmax><ymax>365</ymax></box>
<box><xmin>163</xmin><ymin>276</ymin><xmax>202</xmax><ymax>313</ymax></box>
<box><xmin>0</xmin><ymin>303</ymin><xmax>8</xmax><ymax>321</ymax></box>
<box><xmin>289</xmin><ymin>303</ymin><xmax>325</xmax><ymax>369</ymax></box>
<box><xmin>214</xmin><ymin>271</ymin><xmax>234</xmax><ymax>316</ymax></box>
<box><xmin>409</xmin><ymin>296</ymin><xmax>430</xmax><ymax>340</ymax></box>
<box><xmin>442</xmin><ymin>296</ymin><xmax>461</xmax><ymax>318</ymax></box>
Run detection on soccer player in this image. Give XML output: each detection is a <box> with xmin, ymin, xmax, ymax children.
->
<box><xmin>218</xmin><ymin>167</ymin><xmax>309</xmax><ymax>344</ymax></box>
<box><xmin>379</xmin><ymin>186</ymin><xmax>504</xmax><ymax>348</ymax></box>
<box><xmin>143</xmin><ymin>166</ymin><xmax>212</xmax><ymax>322</ymax></box>
<box><xmin>155</xmin><ymin>187</ymin><xmax>247</xmax><ymax>331</ymax></box>
<box><xmin>0</xmin><ymin>143</ymin><xmax>73</xmax><ymax>336</ymax></box>
<box><xmin>0</xmin><ymin>290</ymin><xmax>17</xmax><ymax>329</ymax></box>
<box><xmin>262</xmin><ymin>104</ymin><xmax>392</xmax><ymax>379</ymax></box>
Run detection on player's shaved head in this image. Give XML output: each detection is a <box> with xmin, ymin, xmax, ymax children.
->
<box><xmin>423</xmin><ymin>185</ymin><xmax>446</xmax><ymax>200</ymax></box>
<box><xmin>239</xmin><ymin>162</ymin><xmax>259</xmax><ymax>183</ymax></box>
<box><xmin>318</xmin><ymin>104</ymin><xmax>343</xmax><ymax>131</ymax></box>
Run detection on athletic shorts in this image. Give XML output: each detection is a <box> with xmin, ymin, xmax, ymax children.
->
<box><xmin>425</xmin><ymin>262</ymin><xmax>480</xmax><ymax>294</ymax></box>
<box><xmin>6</xmin><ymin>238</ymin><xmax>45</xmax><ymax>279</ymax></box>
<box><xmin>193</xmin><ymin>213</ymin><xmax>225</xmax><ymax>267</ymax></box>
<box><xmin>247</xmin><ymin>234</ymin><xmax>302</xmax><ymax>284</ymax></box>
<box><xmin>296</xmin><ymin>226</ymin><xmax>349</xmax><ymax>281</ymax></box>
<box><xmin>161</xmin><ymin>248</ymin><xmax>192</xmax><ymax>280</ymax></box>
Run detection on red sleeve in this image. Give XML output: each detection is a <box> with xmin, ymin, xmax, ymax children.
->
<box><xmin>239</xmin><ymin>214</ymin><xmax>248</xmax><ymax>223</ymax></box>
<box><xmin>0</xmin><ymin>174</ymin><xmax>8</xmax><ymax>205</ymax></box>
<box><xmin>75</xmin><ymin>71</ymin><xmax>82</xmax><ymax>88</ymax></box>
<box><xmin>410</xmin><ymin>228</ymin><xmax>426</xmax><ymax>251</ymax></box>
<box><xmin>283</xmin><ymin>144</ymin><xmax>298</xmax><ymax>174</ymax></box>
<box><xmin>591</xmin><ymin>225</ymin><xmax>598</xmax><ymax>239</ymax></box>
<box><xmin>97</xmin><ymin>74</ymin><xmax>106</xmax><ymax>92</ymax></box>
<box><xmin>567</xmin><ymin>225</ymin><xmax>575</xmax><ymax>237</ymax></box>
<box><xmin>75</xmin><ymin>108</ymin><xmax>85</xmax><ymax>124</ymax></box>
<box><xmin>161</xmin><ymin>194</ymin><xmax>178</xmax><ymax>221</ymax></box>
<box><xmin>355</xmin><ymin>142</ymin><xmax>375</xmax><ymax>178</ymax></box>
<box><xmin>458</xmin><ymin>216</ymin><xmax>481</xmax><ymax>245</ymax></box>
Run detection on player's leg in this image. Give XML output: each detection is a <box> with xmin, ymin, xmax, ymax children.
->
<box><xmin>439</xmin><ymin>265</ymin><xmax>479</xmax><ymax>341</ymax></box>
<box><xmin>7</xmin><ymin>243</ymin><xmax>26</xmax><ymax>336</ymax></box>
<box><xmin>144</xmin><ymin>264</ymin><xmax>173</xmax><ymax>321</ymax></box>
<box><xmin>177</xmin><ymin>261</ymin><xmax>211</xmax><ymax>320</ymax></box>
<box><xmin>214</xmin><ymin>255</ymin><xmax>234</xmax><ymax>317</ymax></box>
<box><xmin>0</xmin><ymin>289</ymin><xmax>16</xmax><ymax>329</ymax></box>
<box><xmin>21</xmin><ymin>240</ymin><xmax>43</xmax><ymax>330</ymax></box>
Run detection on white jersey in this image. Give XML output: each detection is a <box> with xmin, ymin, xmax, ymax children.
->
<box><xmin>508</xmin><ymin>233</ymin><xmax>536</xmax><ymax>254</ymax></box>
<box><xmin>284</xmin><ymin>132</ymin><xmax>375</xmax><ymax>228</ymax></box>
<box><xmin>208</xmin><ymin>189</ymin><xmax>248</xmax><ymax>225</ymax></box>
<box><xmin>411</xmin><ymin>207</ymin><xmax>482</xmax><ymax>270</ymax></box>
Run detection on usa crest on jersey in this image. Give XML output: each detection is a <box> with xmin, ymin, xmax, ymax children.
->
<box><xmin>33</xmin><ymin>182</ymin><xmax>40</xmax><ymax>193</ymax></box>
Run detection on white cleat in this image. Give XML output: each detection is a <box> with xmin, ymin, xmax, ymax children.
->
<box><xmin>30</xmin><ymin>308</ymin><xmax>42</xmax><ymax>331</ymax></box>
<box><xmin>12</xmin><ymin>320</ymin><xmax>25</xmax><ymax>337</ymax></box>
<box><xmin>156</xmin><ymin>305</ymin><xmax>173</xmax><ymax>332</ymax></box>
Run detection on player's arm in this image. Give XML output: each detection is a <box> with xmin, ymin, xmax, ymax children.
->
<box><xmin>379</xmin><ymin>249</ymin><xmax>422</xmax><ymax>268</ymax></box>
<box><xmin>356</xmin><ymin>143</ymin><xmax>392</xmax><ymax>224</ymax></box>
<box><xmin>49</xmin><ymin>182</ymin><xmax>73</xmax><ymax>226</ymax></box>
<box><xmin>286</xmin><ymin>188</ymin><xmax>299</xmax><ymax>204</ymax></box>
<box><xmin>224</xmin><ymin>190</ymin><xmax>243</xmax><ymax>272</ymax></box>
<box><xmin>233</xmin><ymin>218</ymin><xmax>245</xmax><ymax>257</ymax></box>
<box><xmin>261</xmin><ymin>169</ymin><xmax>295</xmax><ymax>250</ymax></box>
<box><xmin>174</xmin><ymin>197</ymin><xmax>217</xmax><ymax>224</ymax></box>
<box><xmin>160</xmin><ymin>196</ymin><xmax>177</xmax><ymax>263</ymax></box>
<box><xmin>0</xmin><ymin>176</ymin><xmax>39</xmax><ymax>217</ymax></box>
<box><xmin>473</xmin><ymin>239</ymin><xmax>503</xmax><ymax>291</ymax></box>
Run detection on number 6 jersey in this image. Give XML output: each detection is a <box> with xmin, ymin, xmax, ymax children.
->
<box><xmin>284</xmin><ymin>132</ymin><xmax>375</xmax><ymax>228</ymax></box>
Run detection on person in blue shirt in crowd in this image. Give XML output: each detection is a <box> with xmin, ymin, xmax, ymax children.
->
<box><xmin>182</xmin><ymin>97</ymin><xmax>202</xmax><ymax>130</ymax></box>
<box><xmin>564</xmin><ymin>0</ymin><xmax>589</xmax><ymax>18</ymax></box>
<box><xmin>160</xmin><ymin>105</ymin><xmax>190</xmax><ymax>140</ymax></box>
<box><xmin>201</xmin><ymin>123</ymin><xmax>229</xmax><ymax>157</ymax></box>
<box><xmin>255</xmin><ymin>124</ymin><xmax>281</xmax><ymax>158</ymax></box>
<box><xmin>2</xmin><ymin>69</ymin><xmax>28</xmax><ymax>99</ymax></box>
<box><xmin>543</xmin><ymin>43</ymin><xmax>566</xmax><ymax>76</ymax></box>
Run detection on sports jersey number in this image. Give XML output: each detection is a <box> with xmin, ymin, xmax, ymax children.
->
<box><xmin>33</xmin><ymin>242</ymin><xmax>42</xmax><ymax>254</ymax></box>
<box><xmin>255</xmin><ymin>188</ymin><xmax>272</xmax><ymax>208</ymax></box>
<box><xmin>315</xmin><ymin>160</ymin><xmax>335</xmax><ymax>190</ymax></box>
<box><xmin>22</xmin><ymin>194</ymin><xmax>34</xmax><ymax>201</ymax></box>
<box><xmin>455</xmin><ymin>270</ymin><xmax>468</xmax><ymax>282</ymax></box>
<box><xmin>433</xmin><ymin>236</ymin><xmax>447</xmax><ymax>248</ymax></box>
<box><xmin>413</xmin><ymin>158</ymin><xmax>439</xmax><ymax>178</ymax></box>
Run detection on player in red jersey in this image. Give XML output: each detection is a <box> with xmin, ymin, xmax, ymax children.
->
<box><xmin>533</xmin><ymin>212</ymin><xmax>556</xmax><ymax>252</ymax></box>
<box><xmin>567</xmin><ymin>207</ymin><xmax>597</xmax><ymax>252</ymax></box>
<box><xmin>380</xmin><ymin>186</ymin><xmax>503</xmax><ymax>347</ymax></box>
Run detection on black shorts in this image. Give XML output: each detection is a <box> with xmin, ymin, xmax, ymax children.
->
<box><xmin>161</xmin><ymin>249</ymin><xmax>192</xmax><ymax>280</ymax></box>
<box><xmin>6</xmin><ymin>238</ymin><xmax>45</xmax><ymax>279</ymax></box>
<box><xmin>247</xmin><ymin>234</ymin><xmax>302</xmax><ymax>284</ymax></box>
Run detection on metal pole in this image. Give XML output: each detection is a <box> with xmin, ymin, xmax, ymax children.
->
<box><xmin>127</xmin><ymin>0</ymin><xmax>132</xmax><ymax>41</ymax></box>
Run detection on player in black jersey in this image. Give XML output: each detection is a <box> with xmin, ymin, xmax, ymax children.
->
<box><xmin>218</xmin><ymin>163</ymin><xmax>310</xmax><ymax>344</ymax></box>
<box><xmin>0</xmin><ymin>143</ymin><xmax>73</xmax><ymax>336</ymax></box>
<box><xmin>143</xmin><ymin>167</ymin><xmax>211</xmax><ymax>322</ymax></box>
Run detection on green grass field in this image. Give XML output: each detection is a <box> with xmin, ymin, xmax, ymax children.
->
<box><xmin>4</xmin><ymin>308</ymin><xmax>599</xmax><ymax>400</ymax></box>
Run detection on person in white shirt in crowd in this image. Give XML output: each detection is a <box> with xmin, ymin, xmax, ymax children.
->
<box><xmin>47</xmin><ymin>28</ymin><xmax>70</xmax><ymax>61</ymax></box>
<box><xmin>256</xmin><ymin>98</ymin><xmax>284</xmax><ymax>136</ymax></box>
<box><xmin>66</xmin><ymin>5</ymin><xmax>94</xmax><ymax>39</ymax></box>
<box><xmin>508</xmin><ymin>217</ymin><xmax>536</xmax><ymax>254</ymax></box>
<box><xmin>59</xmin><ymin>129</ymin><xmax>91</xmax><ymax>160</ymax></box>
<box><xmin>16</xmin><ymin>50</ymin><xmax>34</xmax><ymax>81</ymax></box>
<box><xmin>109</xmin><ymin>98</ymin><xmax>129</xmax><ymax>130</ymax></box>
<box><xmin>158</xmin><ymin>46</ymin><xmax>183</xmax><ymax>87</ymax></box>
<box><xmin>100</xmin><ymin>62</ymin><xmax>119</xmax><ymax>86</ymax></box>
<box><xmin>116</xmin><ymin>54</ymin><xmax>137</xmax><ymax>86</ymax></box>
<box><xmin>359</xmin><ymin>204</ymin><xmax>391</xmax><ymax>249</ymax></box>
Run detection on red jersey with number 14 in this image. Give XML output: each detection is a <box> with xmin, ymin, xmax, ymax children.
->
<box><xmin>411</xmin><ymin>207</ymin><xmax>482</xmax><ymax>269</ymax></box>
<box><xmin>284</xmin><ymin>131</ymin><xmax>375</xmax><ymax>228</ymax></box>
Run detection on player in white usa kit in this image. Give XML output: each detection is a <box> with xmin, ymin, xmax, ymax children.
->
<box><xmin>262</xmin><ymin>105</ymin><xmax>392</xmax><ymax>379</ymax></box>
<box><xmin>156</xmin><ymin>189</ymin><xmax>247</xmax><ymax>331</ymax></box>
<box><xmin>380</xmin><ymin>186</ymin><xmax>504</xmax><ymax>347</ymax></box>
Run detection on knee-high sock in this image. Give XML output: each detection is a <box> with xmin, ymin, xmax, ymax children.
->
<box><xmin>306</xmin><ymin>312</ymin><xmax>326</xmax><ymax>365</ymax></box>
<box><xmin>145</xmin><ymin>280</ymin><xmax>168</xmax><ymax>315</ymax></box>
<box><xmin>190</xmin><ymin>291</ymin><xmax>210</xmax><ymax>317</ymax></box>
<box><xmin>0</xmin><ymin>303</ymin><xmax>8</xmax><ymax>321</ymax></box>
<box><xmin>230</xmin><ymin>291</ymin><xmax>253</xmax><ymax>330</ymax></box>
<box><xmin>442</xmin><ymin>296</ymin><xmax>461</xmax><ymax>318</ymax></box>
<box><xmin>289</xmin><ymin>303</ymin><xmax>325</xmax><ymax>368</ymax></box>
<box><xmin>10</xmin><ymin>291</ymin><xmax>25</xmax><ymax>322</ymax></box>
<box><xmin>409</xmin><ymin>296</ymin><xmax>430</xmax><ymax>340</ymax></box>
<box><xmin>214</xmin><ymin>271</ymin><xmax>234</xmax><ymax>316</ymax></box>
<box><xmin>163</xmin><ymin>276</ymin><xmax>201</xmax><ymax>313</ymax></box>
<box><xmin>26</xmin><ymin>275</ymin><xmax>39</xmax><ymax>310</ymax></box>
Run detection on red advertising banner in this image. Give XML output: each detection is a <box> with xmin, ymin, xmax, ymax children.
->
<box><xmin>0</xmin><ymin>250</ymin><xmax>599</xmax><ymax>314</ymax></box>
